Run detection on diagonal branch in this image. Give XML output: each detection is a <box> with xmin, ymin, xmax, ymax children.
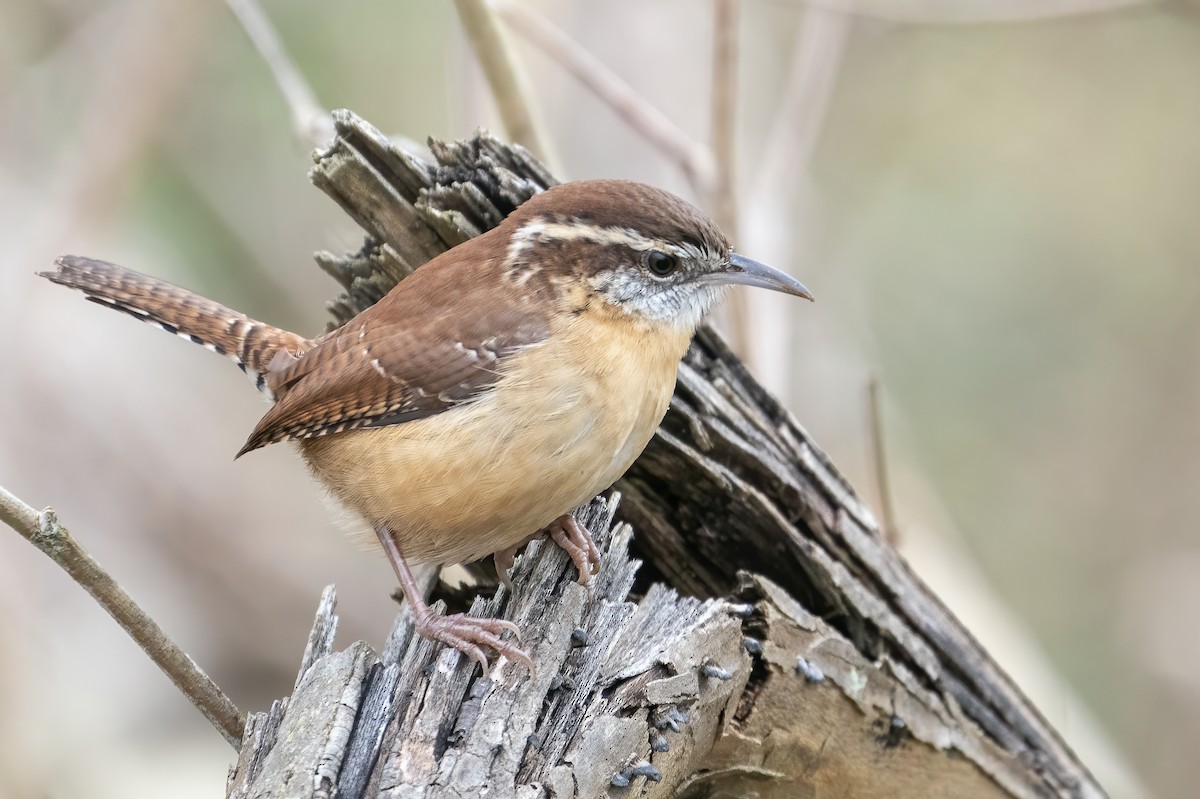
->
<box><xmin>810</xmin><ymin>0</ymin><xmax>1150</xmax><ymax>24</ymax></box>
<box><xmin>709</xmin><ymin>0</ymin><xmax>750</xmax><ymax>357</ymax></box>
<box><xmin>0</xmin><ymin>484</ymin><xmax>244</xmax><ymax>749</ymax></box>
<box><xmin>489</xmin><ymin>0</ymin><xmax>715</xmax><ymax>196</ymax></box>
<box><xmin>710</xmin><ymin>0</ymin><xmax>740</xmax><ymax>240</ymax></box>
<box><xmin>740</xmin><ymin>6</ymin><xmax>849</xmax><ymax>392</ymax></box>
<box><xmin>453</xmin><ymin>0</ymin><xmax>556</xmax><ymax>169</ymax></box>
<box><xmin>867</xmin><ymin>375</ymin><xmax>899</xmax><ymax>544</ymax></box>
<box><xmin>223</xmin><ymin>0</ymin><xmax>333</xmax><ymax>149</ymax></box>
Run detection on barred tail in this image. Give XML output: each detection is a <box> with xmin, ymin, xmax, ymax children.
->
<box><xmin>41</xmin><ymin>255</ymin><xmax>311</xmax><ymax>397</ymax></box>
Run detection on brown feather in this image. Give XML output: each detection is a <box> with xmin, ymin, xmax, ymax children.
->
<box><xmin>299</xmin><ymin>294</ymin><xmax>692</xmax><ymax>565</ymax></box>
<box><xmin>237</xmin><ymin>228</ymin><xmax>552</xmax><ymax>455</ymax></box>
<box><xmin>41</xmin><ymin>179</ymin><xmax>758</xmax><ymax>573</ymax></box>
<box><xmin>40</xmin><ymin>256</ymin><xmax>311</xmax><ymax>393</ymax></box>
<box><xmin>46</xmin><ymin>181</ymin><xmax>730</xmax><ymax>482</ymax></box>
<box><xmin>239</xmin><ymin>179</ymin><xmax>727</xmax><ymax>455</ymax></box>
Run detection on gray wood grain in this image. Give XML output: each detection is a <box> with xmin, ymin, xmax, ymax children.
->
<box><xmin>225</xmin><ymin>111</ymin><xmax>1106</xmax><ymax>799</ymax></box>
<box><xmin>229</xmin><ymin>497</ymin><xmax>753</xmax><ymax>798</ymax></box>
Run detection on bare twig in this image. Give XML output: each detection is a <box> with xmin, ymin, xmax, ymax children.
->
<box><xmin>867</xmin><ymin>375</ymin><xmax>899</xmax><ymax>544</ymax></box>
<box><xmin>809</xmin><ymin>0</ymin><xmax>1149</xmax><ymax>24</ymax></box>
<box><xmin>0</xmin><ymin>484</ymin><xmax>245</xmax><ymax>749</ymax></box>
<box><xmin>453</xmin><ymin>0</ymin><xmax>556</xmax><ymax>169</ymax></box>
<box><xmin>709</xmin><ymin>0</ymin><xmax>739</xmax><ymax>239</ymax></box>
<box><xmin>751</xmin><ymin>7</ymin><xmax>849</xmax><ymax>201</ymax></box>
<box><xmin>739</xmin><ymin>7</ymin><xmax>849</xmax><ymax>395</ymax></box>
<box><xmin>489</xmin><ymin>0</ymin><xmax>715</xmax><ymax>196</ymax></box>
<box><xmin>223</xmin><ymin>0</ymin><xmax>333</xmax><ymax>149</ymax></box>
<box><xmin>709</xmin><ymin>0</ymin><xmax>750</xmax><ymax>357</ymax></box>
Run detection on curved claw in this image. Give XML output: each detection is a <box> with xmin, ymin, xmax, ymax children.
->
<box><xmin>376</xmin><ymin>522</ymin><xmax>531</xmax><ymax>672</ymax></box>
<box><xmin>455</xmin><ymin>621</ymin><xmax>534</xmax><ymax>671</ymax></box>
<box><xmin>496</xmin><ymin>619</ymin><xmax>523</xmax><ymax>644</ymax></box>
<box><xmin>462</xmin><ymin>642</ymin><xmax>491</xmax><ymax>672</ymax></box>
<box><xmin>414</xmin><ymin>611</ymin><xmax>531</xmax><ymax>672</ymax></box>
<box><xmin>494</xmin><ymin>547</ymin><xmax>517</xmax><ymax>592</ymax></box>
<box><xmin>548</xmin><ymin>514</ymin><xmax>603</xmax><ymax>585</ymax></box>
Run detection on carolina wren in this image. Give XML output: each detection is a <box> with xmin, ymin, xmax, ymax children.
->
<box><xmin>41</xmin><ymin>179</ymin><xmax>812</xmax><ymax>668</ymax></box>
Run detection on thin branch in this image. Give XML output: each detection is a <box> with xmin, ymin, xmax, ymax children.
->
<box><xmin>0</xmin><ymin>484</ymin><xmax>245</xmax><ymax>749</ymax></box>
<box><xmin>453</xmin><ymin>0</ymin><xmax>556</xmax><ymax>169</ymax></box>
<box><xmin>809</xmin><ymin>0</ymin><xmax>1150</xmax><ymax>24</ymax></box>
<box><xmin>710</xmin><ymin>0</ymin><xmax>739</xmax><ymax>238</ymax></box>
<box><xmin>710</xmin><ymin>0</ymin><xmax>750</xmax><ymax>357</ymax></box>
<box><xmin>751</xmin><ymin>6</ymin><xmax>849</xmax><ymax>200</ymax></box>
<box><xmin>739</xmin><ymin>7</ymin><xmax>849</xmax><ymax>394</ymax></box>
<box><xmin>489</xmin><ymin>0</ymin><xmax>715</xmax><ymax>196</ymax></box>
<box><xmin>867</xmin><ymin>376</ymin><xmax>899</xmax><ymax>544</ymax></box>
<box><xmin>223</xmin><ymin>0</ymin><xmax>333</xmax><ymax>149</ymax></box>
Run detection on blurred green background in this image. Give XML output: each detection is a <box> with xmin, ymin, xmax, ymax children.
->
<box><xmin>1</xmin><ymin>1</ymin><xmax>1194</xmax><ymax>796</ymax></box>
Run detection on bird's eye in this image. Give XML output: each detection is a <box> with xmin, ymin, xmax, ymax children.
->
<box><xmin>644</xmin><ymin>250</ymin><xmax>678</xmax><ymax>277</ymax></box>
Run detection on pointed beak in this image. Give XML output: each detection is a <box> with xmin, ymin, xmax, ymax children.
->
<box><xmin>713</xmin><ymin>253</ymin><xmax>814</xmax><ymax>301</ymax></box>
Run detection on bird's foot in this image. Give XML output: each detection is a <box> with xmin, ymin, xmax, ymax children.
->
<box><xmin>375</xmin><ymin>521</ymin><xmax>531</xmax><ymax>672</ymax></box>
<box><xmin>493</xmin><ymin>532</ymin><xmax>538</xmax><ymax>592</ymax></box>
<box><xmin>547</xmin><ymin>513</ymin><xmax>602</xmax><ymax>585</ymax></box>
<box><xmin>494</xmin><ymin>546</ymin><xmax>517</xmax><ymax>592</ymax></box>
<box><xmin>412</xmin><ymin>606</ymin><xmax>532</xmax><ymax>672</ymax></box>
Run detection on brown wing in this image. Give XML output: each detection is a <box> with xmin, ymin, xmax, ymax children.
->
<box><xmin>237</xmin><ymin>234</ymin><xmax>550</xmax><ymax>456</ymax></box>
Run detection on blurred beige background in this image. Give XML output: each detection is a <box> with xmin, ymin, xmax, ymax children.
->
<box><xmin>1</xmin><ymin>1</ymin><xmax>1195</xmax><ymax>797</ymax></box>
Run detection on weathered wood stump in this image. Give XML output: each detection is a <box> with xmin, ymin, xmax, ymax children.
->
<box><xmin>226</xmin><ymin>111</ymin><xmax>1105</xmax><ymax>799</ymax></box>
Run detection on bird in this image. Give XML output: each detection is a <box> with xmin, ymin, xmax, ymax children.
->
<box><xmin>40</xmin><ymin>179</ymin><xmax>812</xmax><ymax>670</ymax></box>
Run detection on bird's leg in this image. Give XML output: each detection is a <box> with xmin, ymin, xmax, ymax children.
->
<box><xmin>490</xmin><ymin>514</ymin><xmax>600</xmax><ymax>592</ymax></box>
<box><xmin>493</xmin><ymin>545</ymin><xmax>518</xmax><ymax>592</ymax></box>
<box><xmin>492</xmin><ymin>532</ymin><xmax>538</xmax><ymax>592</ymax></box>
<box><xmin>546</xmin><ymin>513</ymin><xmax>602</xmax><ymax>585</ymax></box>
<box><xmin>375</xmin><ymin>523</ymin><xmax>531</xmax><ymax>671</ymax></box>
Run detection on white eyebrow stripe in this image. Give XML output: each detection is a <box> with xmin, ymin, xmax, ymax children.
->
<box><xmin>537</xmin><ymin>221</ymin><xmax>659</xmax><ymax>250</ymax></box>
<box><xmin>505</xmin><ymin>217</ymin><xmax>679</xmax><ymax>265</ymax></box>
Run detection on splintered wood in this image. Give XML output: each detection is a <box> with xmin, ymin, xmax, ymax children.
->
<box><xmin>226</xmin><ymin>112</ymin><xmax>1105</xmax><ymax>798</ymax></box>
<box><xmin>229</xmin><ymin>498</ymin><xmax>748</xmax><ymax>798</ymax></box>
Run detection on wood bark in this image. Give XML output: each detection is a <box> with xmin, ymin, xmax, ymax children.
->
<box><xmin>227</xmin><ymin>110</ymin><xmax>1106</xmax><ymax>798</ymax></box>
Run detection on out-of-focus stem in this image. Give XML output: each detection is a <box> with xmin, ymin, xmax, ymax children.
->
<box><xmin>0</xmin><ymin>484</ymin><xmax>245</xmax><ymax>749</ymax></box>
<box><xmin>454</xmin><ymin>0</ymin><xmax>556</xmax><ymax>169</ymax></box>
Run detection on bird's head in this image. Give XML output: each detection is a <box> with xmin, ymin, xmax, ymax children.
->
<box><xmin>499</xmin><ymin>179</ymin><xmax>812</xmax><ymax>331</ymax></box>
